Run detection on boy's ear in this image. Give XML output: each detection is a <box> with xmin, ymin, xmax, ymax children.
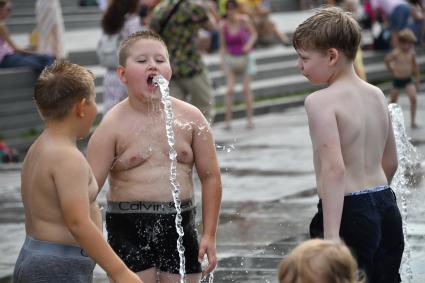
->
<box><xmin>116</xmin><ymin>65</ymin><xmax>127</xmax><ymax>84</ymax></box>
<box><xmin>75</xmin><ymin>98</ymin><xmax>87</xmax><ymax>118</ymax></box>
<box><xmin>327</xmin><ymin>48</ymin><xmax>339</xmax><ymax>66</ymax></box>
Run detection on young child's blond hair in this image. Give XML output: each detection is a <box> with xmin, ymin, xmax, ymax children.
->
<box><xmin>292</xmin><ymin>6</ymin><xmax>361</xmax><ymax>60</ymax></box>
<box><xmin>118</xmin><ymin>30</ymin><xmax>169</xmax><ymax>67</ymax></box>
<box><xmin>398</xmin><ymin>28</ymin><xmax>417</xmax><ymax>44</ymax></box>
<box><xmin>278</xmin><ymin>239</ymin><xmax>365</xmax><ymax>283</ymax></box>
<box><xmin>34</xmin><ymin>60</ymin><xmax>95</xmax><ymax>120</ymax></box>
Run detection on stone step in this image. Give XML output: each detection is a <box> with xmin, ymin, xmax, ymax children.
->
<box><xmin>6</xmin><ymin>0</ymin><xmax>293</xmax><ymax>34</ymax></box>
<box><xmin>10</xmin><ymin>6</ymin><xmax>101</xmax><ymax>18</ymax></box>
<box><xmin>2</xmin><ymin>46</ymin><xmax>424</xmax><ymax>152</ymax></box>
<box><xmin>6</xmin><ymin>13</ymin><xmax>102</xmax><ymax>33</ymax></box>
<box><xmin>0</xmin><ymin>46</ymin><xmax>399</xmax><ymax>96</ymax></box>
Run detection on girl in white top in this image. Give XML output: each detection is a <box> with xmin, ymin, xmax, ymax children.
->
<box><xmin>100</xmin><ymin>0</ymin><xmax>144</xmax><ymax>114</ymax></box>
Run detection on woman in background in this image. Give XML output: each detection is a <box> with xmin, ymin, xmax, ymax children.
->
<box><xmin>219</xmin><ymin>0</ymin><xmax>257</xmax><ymax>129</ymax></box>
<box><xmin>0</xmin><ymin>0</ymin><xmax>54</xmax><ymax>73</ymax></box>
<box><xmin>100</xmin><ymin>0</ymin><xmax>144</xmax><ymax>113</ymax></box>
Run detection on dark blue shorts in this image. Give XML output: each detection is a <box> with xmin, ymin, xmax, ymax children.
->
<box><xmin>393</xmin><ymin>77</ymin><xmax>413</xmax><ymax>89</ymax></box>
<box><xmin>310</xmin><ymin>187</ymin><xmax>404</xmax><ymax>283</ymax></box>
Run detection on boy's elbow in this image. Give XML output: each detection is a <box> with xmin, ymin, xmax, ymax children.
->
<box><xmin>323</xmin><ymin>164</ymin><xmax>346</xmax><ymax>180</ymax></box>
<box><xmin>65</xmin><ymin>217</ymin><xmax>90</xmax><ymax>236</ymax></box>
<box><xmin>383</xmin><ymin>158</ymin><xmax>398</xmax><ymax>183</ymax></box>
<box><xmin>390</xmin><ymin>158</ymin><xmax>398</xmax><ymax>178</ymax></box>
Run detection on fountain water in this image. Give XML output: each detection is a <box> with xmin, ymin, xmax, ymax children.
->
<box><xmin>388</xmin><ymin>103</ymin><xmax>424</xmax><ymax>283</ymax></box>
<box><xmin>153</xmin><ymin>75</ymin><xmax>186</xmax><ymax>283</ymax></box>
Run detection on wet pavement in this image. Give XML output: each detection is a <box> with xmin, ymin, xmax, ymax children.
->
<box><xmin>0</xmin><ymin>94</ymin><xmax>424</xmax><ymax>283</ymax></box>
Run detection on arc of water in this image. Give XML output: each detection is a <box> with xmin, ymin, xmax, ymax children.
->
<box><xmin>388</xmin><ymin>103</ymin><xmax>423</xmax><ymax>283</ymax></box>
<box><xmin>154</xmin><ymin>75</ymin><xmax>186</xmax><ymax>283</ymax></box>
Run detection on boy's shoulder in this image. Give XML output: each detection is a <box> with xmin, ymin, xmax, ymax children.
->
<box><xmin>172</xmin><ymin>97</ymin><xmax>210</xmax><ymax>126</ymax></box>
<box><xmin>172</xmin><ymin>97</ymin><xmax>203</xmax><ymax>116</ymax></box>
<box><xmin>25</xmin><ymin>135</ymin><xmax>87</xmax><ymax>176</ymax></box>
<box><xmin>304</xmin><ymin>88</ymin><xmax>331</xmax><ymax>106</ymax></box>
<box><xmin>305</xmin><ymin>80</ymin><xmax>383</xmax><ymax>110</ymax></box>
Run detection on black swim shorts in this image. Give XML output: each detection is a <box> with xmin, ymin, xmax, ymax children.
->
<box><xmin>105</xmin><ymin>199</ymin><xmax>201</xmax><ymax>274</ymax></box>
<box><xmin>393</xmin><ymin>77</ymin><xmax>413</xmax><ymax>89</ymax></box>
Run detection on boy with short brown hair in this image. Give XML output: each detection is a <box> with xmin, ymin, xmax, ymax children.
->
<box><xmin>13</xmin><ymin>60</ymin><xmax>142</xmax><ymax>283</ymax></box>
<box><xmin>293</xmin><ymin>7</ymin><xmax>403</xmax><ymax>283</ymax></box>
<box><xmin>87</xmin><ymin>30</ymin><xmax>222</xmax><ymax>283</ymax></box>
<box><xmin>385</xmin><ymin>28</ymin><xmax>420</xmax><ymax>129</ymax></box>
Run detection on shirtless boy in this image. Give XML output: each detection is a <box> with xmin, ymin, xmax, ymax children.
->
<box><xmin>385</xmin><ymin>28</ymin><xmax>420</xmax><ymax>129</ymax></box>
<box><xmin>13</xmin><ymin>60</ymin><xmax>141</xmax><ymax>283</ymax></box>
<box><xmin>87</xmin><ymin>30</ymin><xmax>222</xmax><ymax>283</ymax></box>
<box><xmin>293</xmin><ymin>7</ymin><xmax>404</xmax><ymax>283</ymax></box>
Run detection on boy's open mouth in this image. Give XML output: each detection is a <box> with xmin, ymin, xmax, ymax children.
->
<box><xmin>147</xmin><ymin>75</ymin><xmax>155</xmax><ymax>85</ymax></box>
<box><xmin>147</xmin><ymin>75</ymin><xmax>157</xmax><ymax>91</ymax></box>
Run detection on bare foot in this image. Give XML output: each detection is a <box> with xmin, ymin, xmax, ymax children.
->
<box><xmin>223</xmin><ymin>124</ymin><xmax>231</xmax><ymax>131</ymax></box>
<box><xmin>411</xmin><ymin>123</ymin><xmax>419</xmax><ymax>129</ymax></box>
<box><xmin>246</xmin><ymin>122</ymin><xmax>254</xmax><ymax>130</ymax></box>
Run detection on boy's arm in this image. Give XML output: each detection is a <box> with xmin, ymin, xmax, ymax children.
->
<box><xmin>87</xmin><ymin>120</ymin><xmax>116</xmax><ymax>192</ymax></box>
<box><xmin>192</xmin><ymin>117</ymin><xmax>222</xmax><ymax>273</ymax></box>
<box><xmin>412</xmin><ymin>52</ymin><xmax>420</xmax><ymax>89</ymax></box>
<box><xmin>54</xmin><ymin>152</ymin><xmax>142</xmax><ymax>283</ymax></box>
<box><xmin>305</xmin><ymin>95</ymin><xmax>346</xmax><ymax>241</ymax></box>
<box><xmin>384</xmin><ymin>51</ymin><xmax>395</xmax><ymax>74</ymax></box>
<box><xmin>382</xmin><ymin>112</ymin><xmax>398</xmax><ymax>184</ymax></box>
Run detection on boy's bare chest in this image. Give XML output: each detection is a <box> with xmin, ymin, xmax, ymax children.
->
<box><xmin>394</xmin><ymin>52</ymin><xmax>412</xmax><ymax>65</ymax></box>
<box><xmin>112</xmin><ymin>126</ymin><xmax>194</xmax><ymax>171</ymax></box>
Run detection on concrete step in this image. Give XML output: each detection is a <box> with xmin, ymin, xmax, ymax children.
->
<box><xmin>6</xmin><ymin>13</ymin><xmax>102</xmax><ymax>33</ymax></box>
<box><xmin>2</xmin><ymin>43</ymin><xmax>424</xmax><ymax>153</ymax></box>
<box><xmin>10</xmin><ymin>6</ymin><xmax>101</xmax><ymax>18</ymax></box>
<box><xmin>7</xmin><ymin>0</ymin><xmax>88</xmax><ymax>10</ymax></box>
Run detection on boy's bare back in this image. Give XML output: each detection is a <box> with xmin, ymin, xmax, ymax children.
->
<box><xmin>21</xmin><ymin>132</ymin><xmax>101</xmax><ymax>246</ymax></box>
<box><xmin>305</xmin><ymin>76</ymin><xmax>396</xmax><ymax>197</ymax></box>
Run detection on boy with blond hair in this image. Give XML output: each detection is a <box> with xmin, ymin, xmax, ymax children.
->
<box><xmin>293</xmin><ymin>7</ymin><xmax>404</xmax><ymax>283</ymax></box>
<box><xmin>385</xmin><ymin>28</ymin><xmax>420</xmax><ymax>129</ymax></box>
<box><xmin>13</xmin><ymin>60</ymin><xmax>142</xmax><ymax>283</ymax></box>
<box><xmin>278</xmin><ymin>239</ymin><xmax>365</xmax><ymax>283</ymax></box>
<box><xmin>87</xmin><ymin>30</ymin><xmax>222</xmax><ymax>283</ymax></box>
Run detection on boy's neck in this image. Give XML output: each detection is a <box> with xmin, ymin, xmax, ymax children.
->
<box><xmin>44</xmin><ymin>120</ymin><xmax>79</xmax><ymax>143</ymax></box>
<box><xmin>327</xmin><ymin>61</ymin><xmax>357</xmax><ymax>85</ymax></box>
<box><xmin>128</xmin><ymin>95</ymin><xmax>164</xmax><ymax>114</ymax></box>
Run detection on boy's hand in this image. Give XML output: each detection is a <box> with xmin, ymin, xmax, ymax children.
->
<box><xmin>198</xmin><ymin>235</ymin><xmax>217</xmax><ymax>275</ymax></box>
<box><xmin>415</xmin><ymin>80</ymin><xmax>420</xmax><ymax>90</ymax></box>
<box><xmin>111</xmin><ymin>269</ymin><xmax>143</xmax><ymax>283</ymax></box>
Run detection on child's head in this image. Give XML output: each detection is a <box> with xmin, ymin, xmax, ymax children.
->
<box><xmin>225</xmin><ymin>0</ymin><xmax>239</xmax><ymax>15</ymax></box>
<box><xmin>0</xmin><ymin>0</ymin><xmax>12</xmax><ymax>19</ymax></box>
<box><xmin>278</xmin><ymin>239</ymin><xmax>364</xmax><ymax>283</ymax></box>
<box><xmin>118</xmin><ymin>30</ymin><xmax>169</xmax><ymax>67</ymax></box>
<box><xmin>34</xmin><ymin>60</ymin><xmax>96</xmax><ymax>121</ymax></box>
<box><xmin>293</xmin><ymin>6</ymin><xmax>361</xmax><ymax>61</ymax></box>
<box><xmin>398</xmin><ymin>28</ymin><xmax>417</xmax><ymax>45</ymax></box>
<box><xmin>117</xmin><ymin>30</ymin><xmax>172</xmax><ymax>96</ymax></box>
